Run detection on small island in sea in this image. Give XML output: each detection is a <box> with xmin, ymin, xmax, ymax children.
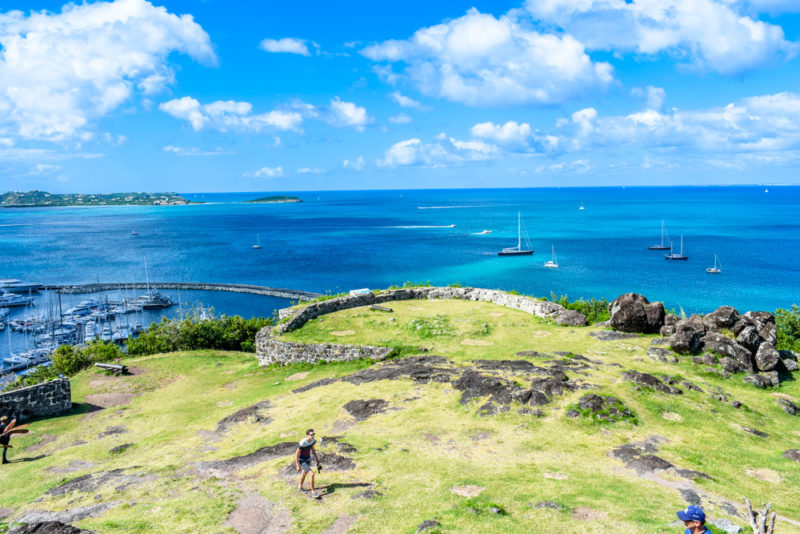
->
<box><xmin>245</xmin><ymin>195</ymin><xmax>302</xmax><ymax>203</ymax></box>
<box><xmin>0</xmin><ymin>190</ymin><xmax>191</xmax><ymax>207</ymax></box>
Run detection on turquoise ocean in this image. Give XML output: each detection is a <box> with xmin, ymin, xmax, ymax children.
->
<box><xmin>1</xmin><ymin>187</ymin><xmax>799</xmax><ymax>348</ymax></box>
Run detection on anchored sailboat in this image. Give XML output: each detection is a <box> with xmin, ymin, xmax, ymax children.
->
<box><xmin>648</xmin><ymin>220</ymin><xmax>671</xmax><ymax>250</ymax></box>
<box><xmin>498</xmin><ymin>212</ymin><xmax>533</xmax><ymax>256</ymax></box>
<box><xmin>544</xmin><ymin>245</ymin><xmax>558</xmax><ymax>268</ymax></box>
<box><xmin>665</xmin><ymin>235</ymin><xmax>688</xmax><ymax>260</ymax></box>
<box><xmin>252</xmin><ymin>234</ymin><xmax>262</xmax><ymax>250</ymax></box>
<box><xmin>706</xmin><ymin>255</ymin><xmax>722</xmax><ymax>274</ymax></box>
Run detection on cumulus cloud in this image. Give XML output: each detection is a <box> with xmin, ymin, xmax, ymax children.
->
<box><xmin>631</xmin><ymin>86</ymin><xmax>666</xmax><ymax>111</ymax></box>
<box><xmin>297</xmin><ymin>167</ymin><xmax>324</xmax><ymax>174</ymax></box>
<box><xmin>160</xmin><ymin>97</ymin><xmax>302</xmax><ymax>132</ymax></box>
<box><xmin>0</xmin><ymin>0</ymin><xmax>215</xmax><ymax>141</ymax></box>
<box><xmin>245</xmin><ymin>166</ymin><xmax>283</xmax><ymax>178</ymax></box>
<box><xmin>389</xmin><ymin>91</ymin><xmax>424</xmax><ymax>109</ymax></box>
<box><xmin>361</xmin><ymin>8</ymin><xmax>612</xmax><ymax>106</ymax></box>
<box><xmin>260</xmin><ymin>37</ymin><xmax>314</xmax><ymax>56</ymax></box>
<box><xmin>524</xmin><ymin>0</ymin><xmax>796</xmax><ymax>75</ymax></box>
<box><xmin>343</xmin><ymin>156</ymin><xmax>366</xmax><ymax>170</ymax></box>
<box><xmin>328</xmin><ymin>97</ymin><xmax>372</xmax><ymax>130</ymax></box>
<box><xmin>379</xmin><ymin>136</ymin><xmax>498</xmax><ymax>167</ymax></box>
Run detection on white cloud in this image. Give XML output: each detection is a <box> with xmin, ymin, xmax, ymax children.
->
<box><xmin>343</xmin><ymin>156</ymin><xmax>366</xmax><ymax>170</ymax></box>
<box><xmin>631</xmin><ymin>86</ymin><xmax>666</xmax><ymax>111</ymax></box>
<box><xmin>29</xmin><ymin>163</ymin><xmax>61</xmax><ymax>175</ymax></box>
<box><xmin>389</xmin><ymin>113</ymin><xmax>412</xmax><ymax>124</ymax></box>
<box><xmin>296</xmin><ymin>167</ymin><xmax>324</xmax><ymax>174</ymax></box>
<box><xmin>0</xmin><ymin>0</ymin><xmax>215</xmax><ymax>141</ymax></box>
<box><xmin>379</xmin><ymin>136</ymin><xmax>498</xmax><ymax>167</ymax></box>
<box><xmin>245</xmin><ymin>166</ymin><xmax>284</xmax><ymax>178</ymax></box>
<box><xmin>328</xmin><ymin>97</ymin><xmax>372</xmax><ymax>130</ymax></box>
<box><xmin>160</xmin><ymin>97</ymin><xmax>303</xmax><ymax>132</ymax></box>
<box><xmin>471</xmin><ymin>121</ymin><xmax>532</xmax><ymax>145</ymax></box>
<box><xmin>163</xmin><ymin>145</ymin><xmax>234</xmax><ymax>156</ymax></box>
<box><xmin>260</xmin><ymin>37</ymin><xmax>313</xmax><ymax>56</ymax></box>
<box><xmin>361</xmin><ymin>8</ymin><xmax>613</xmax><ymax>106</ymax></box>
<box><xmin>525</xmin><ymin>0</ymin><xmax>796</xmax><ymax>75</ymax></box>
<box><xmin>389</xmin><ymin>91</ymin><xmax>424</xmax><ymax>109</ymax></box>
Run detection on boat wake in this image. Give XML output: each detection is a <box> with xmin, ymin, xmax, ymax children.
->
<box><xmin>471</xmin><ymin>230</ymin><xmax>492</xmax><ymax>235</ymax></box>
<box><xmin>387</xmin><ymin>224</ymin><xmax>456</xmax><ymax>229</ymax></box>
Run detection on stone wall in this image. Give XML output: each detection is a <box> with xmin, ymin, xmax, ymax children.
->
<box><xmin>256</xmin><ymin>339</ymin><xmax>392</xmax><ymax>366</ymax></box>
<box><xmin>0</xmin><ymin>378</ymin><xmax>72</xmax><ymax>420</ymax></box>
<box><xmin>255</xmin><ymin>287</ymin><xmax>585</xmax><ymax>367</ymax></box>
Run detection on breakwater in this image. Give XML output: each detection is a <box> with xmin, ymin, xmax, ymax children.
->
<box><xmin>43</xmin><ymin>282</ymin><xmax>321</xmax><ymax>302</ymax></box>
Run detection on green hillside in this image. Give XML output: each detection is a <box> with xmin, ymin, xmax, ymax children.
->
<box><xmin>2</xmin><ymin>299</ymin><xmax>798</xmax><ymax>533</ymax></box>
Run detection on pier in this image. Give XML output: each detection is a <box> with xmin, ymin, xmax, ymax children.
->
<box><xmin>41</xmin><ymin>282</ymin><xmax>321</xmax><ymax>302</ymax></box>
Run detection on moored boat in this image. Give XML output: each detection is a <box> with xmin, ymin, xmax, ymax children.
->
<box><xmin>706</xmin><ymin>255</ymin><xmax>722</xmax><ymax>274</ymax></box>
<box><xmin>665</xmin><ymin>235</ymin><xmax>688</xmax><ymax>260</ymax></box>
<box><xmin>498</xmin><ymin>212</ymin><xmax>534</xmax><ymax>256</ymax></box>
<box><xmin>648</xmin><ymin>221</ymin><xmax>671</xmax><ymax>250</ymax></box>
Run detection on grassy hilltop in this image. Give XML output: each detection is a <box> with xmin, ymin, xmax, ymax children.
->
<box><xmin>2</xmin><ymin>298</ymin><xmax>799</xmax><ymax>533</ymax></box>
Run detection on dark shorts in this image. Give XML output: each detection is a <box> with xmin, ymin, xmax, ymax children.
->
<box><xmin>299</xmin><ymin>459</ymin><xmax>312</xmax><ymax>472</ymax></box>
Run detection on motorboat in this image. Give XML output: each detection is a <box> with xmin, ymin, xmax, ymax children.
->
<box><xmin>0</xmin><ymin>279</ymin><xmax>42</xmax><ymax>293</ymax></box>
<box><xmin>0</xmin><ymin>290</ymin><xmax>34</xmax><ymax>308</ymax></box>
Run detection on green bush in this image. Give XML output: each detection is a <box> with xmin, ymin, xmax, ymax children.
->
<box><xmin>550</xmin><ymin>293</ymin><xmax>610</xmax><ymax>324</ymax></box>
<box><xmin>51</xmin><ymin>344</ymin><xmax>91</xmax><ymax>375</ymax></box>
<box><xmin>775</xmin><ymin>304</ymin><xmax>800</xmax><ymax>352</ymax></box>
<box><xmin>125</xmin><ymin>314</ymin><xmax>274</xmax><ymax>357</ymax></box>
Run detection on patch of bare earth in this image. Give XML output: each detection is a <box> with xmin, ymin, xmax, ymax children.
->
<box><xmin>224</xmin><ymin>493</ymin><xmax>292</xmax><ymax>534</ymax></box>
<box><xmin>745</xmin><ymin>468</ymin><xmax>782</xmax><ymax>483</ymax></box>
<box><xmin>47</xmin><ymin>460</ymin><xmax>95</xmax><ymax>474</ymax></box>
<box><xmin>331</xmin><ymin>330</ymin><xmax>355</xmax><ymax>336</ymax></box>
<box><xmin>286</xmin><ymin>372</ymin><xmax>310</xmax><ymax>381</ymax></box>
<box><xmin>26</xmin><ymin>433</ymin><xmax>57</xmax><ymax>453</ymax></box>
<box><xmin>450</xmin><ymin>485</ymin><xmax>484</xmax><ymax>497</ymax></box>
<box><xmin>325</xmin><ymin>515</ymin><xmax>359</xmax><ymax>534</ymax></box>
<box><xmin>223</xmin><ymin>382</ymin><xmax>237</xmax><ymax>391</ymax></box>
<box><xmin>85</xmin><ymin>393</ymin><xmax>139</xmax><ymax>408</ymax></box>
<box><xmin>530</xmin><ymin>331</ymin><xmax>551</xmax><ymax>338</ymax></box>
<box><xmin>0</xmin><ymin>508</ymin><xmax>12</xmax><ymax>519</ymax></box>
<box><xmin>460</xmin><ymin>339</ymin><xmax>492</xmax><ymax>346</ymax></box>
<box><xmin>543</xmin><ymin>472</ymin><xmax>569</xmax><ymax>480</ymax></box>
<box><xmin>488</xmin><ymin>312</ymin><xmax>504</xmax><ymax>317</ymax></box>
<box><xmin>572</xmin><ymin>507</ymin><xmax>608</xmax><ymax>520</ymax></box>
<box><xmin>662</xmin><ymin>412</ymin><xmax>682</xmax><ymax>422</ymax></box>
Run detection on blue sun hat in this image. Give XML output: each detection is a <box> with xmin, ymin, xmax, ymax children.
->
<box><xmin>677</xmin><ymin>505</ymin><xmax>706</xmax><ymax>522</ymax></box>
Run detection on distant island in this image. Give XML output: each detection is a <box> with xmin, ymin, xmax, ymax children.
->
<box><xmin>0</xmin><ymin>190</ymin><xmax>192</xmax><ymax>207</ymax></box>
<box><xmin>245</xmin><ymin>195</ymin><xmax>302</xmax><ymax>203</ymax></box>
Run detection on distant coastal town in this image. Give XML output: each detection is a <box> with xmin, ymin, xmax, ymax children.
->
<box><xmin>0</xmin><ymin>190</ymin><xmax>191</xmax><ymax>207</ymax></box>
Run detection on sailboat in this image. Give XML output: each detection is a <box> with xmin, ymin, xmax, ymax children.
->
<box><xmin>648</xmin><ymin>220</ymin><xmax>671</xmax><ymax>250</ymax></box>
<box><xmin>131</xmin><ymin>230</ymin><xmax>140</xmax><ymax>236</ymax></box>
<box><xmin>706</xmin><ymin>255</ymin><xmax>722</xmax><ymax>274</ymax></box>
<box><xmin>665</xmin><ymin>235</ymin><xmax>688</xmax><ymax>260</ymax></box>
<box><xmin>544</xmin><ymin>245</ymin><xmax>558</xmax><ymax>268</ymax></box>
<box><xmin>252</xmin><ymin>234</ymin><xmax>262</xmax><ymax>250</ymax></box>
<box><xmin>498</xmin><ymin>212</ymin><xmax>533</xmax><ymax>256</ymax></box>
<box><xmin>578</xmin><ymin>202</ymin><xmax>585</xmax><ymax>211</ymax></box>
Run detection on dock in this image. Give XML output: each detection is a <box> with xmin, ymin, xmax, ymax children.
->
<box><xmin>41</xmin><ymin>282</ymin><xmax>321</xmax><ymax>302</ymax></box>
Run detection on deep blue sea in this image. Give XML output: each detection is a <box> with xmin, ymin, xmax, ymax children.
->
<box><xmin>2</xmin><ymin>186</ymin><xmax>799</xmax><ymax>356</ymax></box>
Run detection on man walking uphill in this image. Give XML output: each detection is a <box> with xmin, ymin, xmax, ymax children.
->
<box><xmin>296</xmin><ymin>429</ymin><xmax>321</xmax><ymax>498</ymax></box>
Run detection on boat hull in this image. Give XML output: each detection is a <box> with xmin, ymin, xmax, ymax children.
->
<box><xmin>664</xmin><ymin>255</ymin><xmax>688</xmax><ymax>260</ymax></box>
<box><xmin>648</xmin><ymin>245</ymin><xmax>670</xmax><ymax>250</ymax></box>
<box><xmin>498</xmin><ymin>250</ymin><xmax>534</xmax><ymax>256</ymax></box>
<box><xmin>706</xmin><ymin>268</ymin><xmax>721</xmax><ymax>273</ymax></box>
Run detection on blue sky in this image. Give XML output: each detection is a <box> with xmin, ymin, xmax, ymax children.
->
<box><xmin>2</xmin><ymin>0</ymin><xmax>800</xmax><ymax>192</ymax></box>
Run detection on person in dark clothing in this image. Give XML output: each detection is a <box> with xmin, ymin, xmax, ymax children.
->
<box><xmin>0</xmin><ymin>415</ymin><xmax>11</xmax><ymax>464</ymax></box>
<box><xmin>677</xmin><ymin>505</ymin><xmax>713</xmax><ymax>533</ymax></box>
<box><xmin>295</xmin><ymin>428</ymin><xmax>320</xmax><ymax>498</ymax></box>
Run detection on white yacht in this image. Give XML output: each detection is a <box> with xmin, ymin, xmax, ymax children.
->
<box><xmin>0</xmin><ymin>279</ymin><xmax>42</xmax><ymax>293</ymax></box>
<box><xmin>498</xmin><ymin>212</ymin><xmax>534</xmax><ymax>256</ymax></box>
<box><xmin>544</xmin><ymin>245</ymin><xmax>559</xmax><ymax>268</ymax></box>
<box><xmin>706</xmin><ymin>255</ymin><xmax>722</xmax><ymax>274</ymax></box>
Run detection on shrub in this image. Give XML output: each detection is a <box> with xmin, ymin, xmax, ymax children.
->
<box><xmin>125</xmin><ymin>314</ymin><xmax>274</xmax><ymax>356</ymax></box>
<box><xmin>775</xmin><ymin>304</ymin><xmax>800</xmax><ymax>352</ymax></box>
<box><xmin>51</xmin><ymin>344</ymin><xmax>91</xmax><ymax>375</ymax></box>
<box><xmin>550</xmin><ymin>293</ymin><xmax>610</xmax><ymax>324</ymax></box>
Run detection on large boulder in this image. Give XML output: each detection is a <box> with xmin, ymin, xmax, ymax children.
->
<box><xmin>702</xmin><ymin>332</ymin><xmax>753</xmax><ymax>372</ymax></box>
<box><xmin>743</xmin><ymin>311</ymin><xmax>775</xmax><ymax>331</ymax></box>
<box><xmin>667</xmin><ymin>315</ymin><xmax>706</xmax><ymax>354</ymax></box>
<box><xmin>555</xmin><ymin>309</ymin><xmax>588</xmax><ymax>326</ymax></box>
<box><xmin>758</xmin><ymin>322</ymin><xmax>777</xmax><ymax>346</ymax></box>
<box><xmin>702</xmin><ymin>306</ymin><xmax>739</xmax><ymax>331</ymax></box>
<box><xmin>755</xmin><ymin>343</ymin><xmax>781</xmax><ymax>372</ymax></box>
<box><xmin>608</xmin><ymin>293</ymin><xmax>665</xmax><ymax>334</ymax></box>
<box><xmin>735</xmin><ymin>326</ymin><xmax>761</xmax><ymax>353</ymax></box>
<box><xmin>732</xmin><ymin>316</ymin><xmax>755</xmax><ymax>336</ymax></box>
<box><xmin>743</xmin><ymin>372</ymin><xmax>779</xmax><ymax>388</ymax></box>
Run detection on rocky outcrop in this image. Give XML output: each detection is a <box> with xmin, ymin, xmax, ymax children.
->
<box><xmin>702</xmin><ymin>306</ymin><xmax>739</xmax><ymax>331</ymax></box>
<box><xmin>608</xmin><ymin>293</ymin><xmax>665</xmax><ymax>333</ymax></box>
<box><xmin>754</xmin><ymin>343</ymin><xmax>781</xmax><ymax>372</ymax></box>
<box><xmin>667</xmin><ymin>315</ymin><xmax>705</xmax><ymax>354</ymax></box>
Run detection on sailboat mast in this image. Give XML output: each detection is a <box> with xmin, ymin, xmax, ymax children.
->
<box><xmin>661</xmin><ymin>220</ymin><xmax>665</xmax><ymax>246</ymax></box>
<box><xmin>517</xmin><ymin>212</ymin><xmax>521</xmax><ymax>249</ymax></box>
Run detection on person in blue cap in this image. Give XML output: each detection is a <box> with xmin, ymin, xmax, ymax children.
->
<box><xmin>677</xmin><ymin>505</ymin><xmax>712</xmax><ymax>533</ymax></box>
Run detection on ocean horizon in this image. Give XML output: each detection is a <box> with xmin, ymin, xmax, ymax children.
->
<box><xmin>2</xmin><ymin>185</ymin><xmax>799</xmax><ymax>319</ymax></box>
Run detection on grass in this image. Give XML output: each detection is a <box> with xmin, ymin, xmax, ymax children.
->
<box><xmin>1</xmin><ymin>299</ymin><xmax>799</xmax><ymax>533</ymax></box>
